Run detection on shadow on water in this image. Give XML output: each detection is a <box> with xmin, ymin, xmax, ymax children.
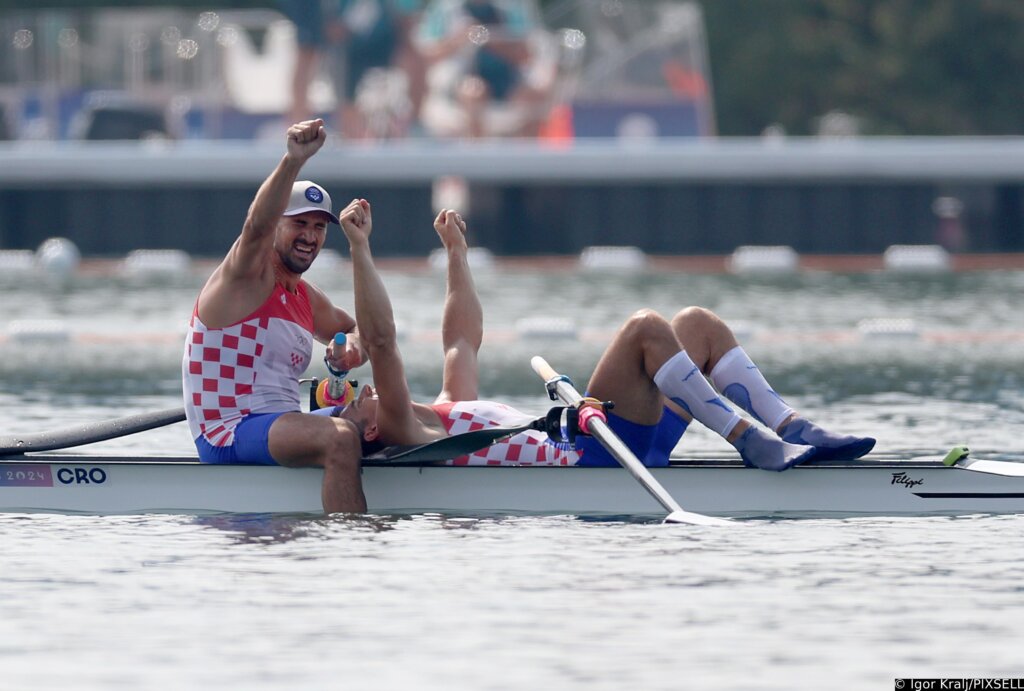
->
<box><xmin>190</xmin><ymin>511</ymin><xmax>675</xmax><ymax>544</ymax></box>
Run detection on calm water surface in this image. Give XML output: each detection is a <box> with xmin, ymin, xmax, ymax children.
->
<box><xmin>2</xmin><ymin>264</ymin><xmax>1023</xmax><ymax>689</ymax></box>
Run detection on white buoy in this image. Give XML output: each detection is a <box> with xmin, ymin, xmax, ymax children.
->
<box><xmin>514</xmin><ymin>316</ymin><xmax>578</xmax><ymax>340</ymax></box>
<box><xmin>727</xmin><ymin>246</ymin><xmax>799</xmax><ymax>274</ymax></box>
<box><xmin>303</xmin><ymin>248</ymin><xmax>348</xmax><ymax>279</ymax></box>
<box><xmin>0</xmin><ymin>250</ymin><xmax>37</xmax><ymax>276</ymax></box>
<box><xmin>578</xmin><ymin>246</ymin><xmax>648</xmax><ymax>271</ymax></box>
<box><xmin>857</xmin><ymin>318</ymin><xmax>919</xmax><ymax>340</ymax></box>
<box><xmin>35</xmin><ymin>237</ymin><xmax>81</xmax><ymax>279</ymax></box>
<box><xmin>428</xmin><ymin>247</ymin><xmax>495</xmax><ymax>271</ymax></box>
<box><xmin>120</xmin><ymin>249</ymin><xmax>192</xmax><ymax>276</ymax></box>
<box><xmin>882</xmin><ymin>245</ymin><xmax>951</xmax><ymax>272</ymax></box>
<box><xmin>6</xmin><ymin>319</ymin><xmax>71</xmax><ymax>344</ymax></box>
<box><xmin>727</xmin><ymin>320</ymin><xmax>757</xmax><ymax>343</ymax></box>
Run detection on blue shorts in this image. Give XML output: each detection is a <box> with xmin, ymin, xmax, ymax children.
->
<box><xmin>575</xmin><ymin>406</ymin><xmax>689</xmax><ymax>468</ymax></box>
<box><xmin>195</xmin><ymin>407</ymin><xmax>342</xmax><ymax>465</ymax></box>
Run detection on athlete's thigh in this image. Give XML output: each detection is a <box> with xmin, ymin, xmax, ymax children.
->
<box><xmin>585</xmin><ymin>334</ymin><xmax>664</xmax><ymax>426</ymax></box>
<box><xmin>267</xmin><ymin>411</ymin><xmax>352</xmax><ymax>468</ymax></box>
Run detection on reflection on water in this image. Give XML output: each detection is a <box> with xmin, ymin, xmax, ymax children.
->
<box><xmin>3</xmin><ymin>510</ymin><xmax>1024</xmax><ymax>689</ymax></box>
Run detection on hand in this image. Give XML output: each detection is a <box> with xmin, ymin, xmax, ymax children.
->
<box><xmin>286</xmin><ymin>119</ymin><xmax>327</xmax><ymax>163</ymax></box>
<box><xmin>339</xmin><ymin>198</ymin><xmax>373</xmax><ymax>246</ymax></box>
<box><xmin>326</xmin><ymin>333</ymin><xmax>366</xmax><ymax>372</ymax></box>
<box><xmin>434</xmin><ymin>208</ymin><xmax>468</xmax><ymax>253</ymax></box>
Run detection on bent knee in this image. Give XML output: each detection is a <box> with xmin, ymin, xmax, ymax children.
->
<box><xmin>324</xmin><ymin>420</ymin><xmax>362</xmax><ymax>469</ymax></box>
<box><xmin>671</xmin><ymin>306</ymin><xmax>718</xmax><ymax>330</ymax></box>
<box><xmin>624</xmin><ymin>308</ymin><xmax>670</xmax><ymax>338</ymax></box>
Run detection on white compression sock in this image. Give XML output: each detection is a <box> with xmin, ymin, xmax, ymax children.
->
<box><xmin>709</xmin><ymin>346</ymin><xmax>793</xmax><ymax>432</ymax></box>
<box><xmin>653</xmin><ymin>350</ymin><xmax>741</xmax><ymax>438</ymax></box>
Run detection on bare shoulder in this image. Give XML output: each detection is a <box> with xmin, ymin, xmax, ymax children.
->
<box><xmin>303</xmin><ymin>278</ymin><xmax>330</xmax><ymax>306</ymax></box>
<box><xmin>196</xmin><ymin>256</ymin><xmax>275</xmax><ymax>328</ymax></box>
<box><xmin>303</xmin><ymin>279</ymin><xmax>332</xmax><ymax>331</ymax></box>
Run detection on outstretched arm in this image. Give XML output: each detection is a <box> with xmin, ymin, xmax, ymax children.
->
<box><xmin>434</xmin><ymin>209</ymin><xmax>483</xmax><ymax>403</ymax></box>
<box><xmin>338</xmin><ymin>199</ymin><xmax>420</xmax><ymax>441</ymax></box>
<box><xmin>198</xmin><ymin>119</ymin><xmax>327</xmax><ymax>327</ymax></box>
<box><xmin>227</xmin><ymin>119</ymin><xmax>327</xmax><ymax>280</ymax></box>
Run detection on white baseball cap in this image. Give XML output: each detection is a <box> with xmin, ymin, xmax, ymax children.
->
<box><xmin>284</xmin><ymin>181</ymin><xmax>339</xmax><ymax>225</ymax></box>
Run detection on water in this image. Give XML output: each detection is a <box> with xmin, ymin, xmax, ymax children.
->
<box><xmin>2</xmin><ymin>263</ymin><xmax>1024</xmax><ymax>689</ymax></box>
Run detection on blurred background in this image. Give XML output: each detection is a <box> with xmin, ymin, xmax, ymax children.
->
<box><xmin>0</xmin><ymin>0</ymin><xmax>1021</xmax><ymax>258</ymax></box>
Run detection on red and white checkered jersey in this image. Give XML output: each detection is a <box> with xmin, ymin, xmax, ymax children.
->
<box><xmin>182</xmin><ymin>282</ymin><xmax>315</xmax><ymax>447</ymax></box>
<box><xmin>431</xmin><ymin>401</ymin><xmax>581</xmax><ymax>466</ymax></box>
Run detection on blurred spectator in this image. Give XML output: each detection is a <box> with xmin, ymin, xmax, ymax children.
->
<box><xmin>279</xmin><ymin>0</ymin><xmax>331</xmax><ymax>124</ymax></box>
<box><xmin>326</xmin><ymin>0</ymin><xmax>422</xmax><ymax>139</ymax></box>
<box><xmin>392</xmin><ymin>1</ymin><xmax>428</xmax><ymax>134</ymax></box>
<box><xmin>415</xmin><ymin>0</ymin><xmax>555</xmax><ymax>138</ymax></box>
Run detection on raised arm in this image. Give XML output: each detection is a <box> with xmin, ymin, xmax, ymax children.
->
<box><xmin>434</xmin><ymin>209</ymin><xmax>483</xmax><ymax>403</ymax></box>
<box><xmin>338</xmin><ymin>199</ymin><xmax>420</xmax><ymax>440</ymax></box>
<box><xmin>228</xmin><ymin>119</ymin><xmax>327</xmax><ymax>279</ymax></box>
<box><xmin>198</xmin><ymin>119</ymin><xmax>327</xmax><ymax>327</ymax></box>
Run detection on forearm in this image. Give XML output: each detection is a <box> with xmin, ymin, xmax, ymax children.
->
<box><xmin>349</xmin><ymin>241</ymin><xmax>398</xmax><ymax>350</ymax></box>
<box><xmin>246</xmin><ymin>154</ymin><xmax>304</xmax><ymax>238</ymax></box>
<box><xmin>442</xmin><ymin>247</ymin><xmax>482</xmax><ymax>351</ymax></box>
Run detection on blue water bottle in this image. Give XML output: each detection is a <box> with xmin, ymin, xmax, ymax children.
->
<box><xmin>316</xmin><ymin>333</ymin><xmax>355</xmax><ymax>408</ymax></box>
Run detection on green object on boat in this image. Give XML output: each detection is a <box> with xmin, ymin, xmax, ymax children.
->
<box><xmin>942</xmin><ymin>445</ymin><xmax>970</xmax><ymax>466</ymax></box>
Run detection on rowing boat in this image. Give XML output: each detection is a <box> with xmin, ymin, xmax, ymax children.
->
<box><xmin>3</xmin><ymin>449</ymin><xmax>1023</xmax><ymax>517</ymax></box>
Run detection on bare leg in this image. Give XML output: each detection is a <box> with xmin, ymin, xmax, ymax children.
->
<box><xmin>589</xmin><ymin>309</ymin><xmax>814</xmax><ymax>470</ymax></box>
<box><xmin>457</xmin><ymin>76</ymin><xmax>489</xmax><ymax>138</ymax></box>
<box><xmin>586</xmin><ymin>309</ymin><xmax>680</xmax><ymax>425</ymax></box>
<box><xmin>341</xmin><ymin>102</ymin><xmax>366</xmax><ymax>140</ymax></box>
<box><xmin>289</xmin><ymin>47</ymin><xmax>320</xmax><ymax>124</ymax></box>
<box><xmin>434</xmin><ymin>210</ymin><xmax>482</xmax><ymax>403</ymax></box>
<box><xmin>674</xmin><ymin>306</ymin><xmax>875</xmax><ymax>461</ymax></box>
<box><xmin>268</xmin><ymin>412</ymin><xmax>366</xmax><ymax>513</ymax></box>
<box><xmin>670</xmin><ymin>306</ymin><xmax>740</xmax><ymax>374</ymax></box>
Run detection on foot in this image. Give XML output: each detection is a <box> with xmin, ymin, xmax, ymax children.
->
<box><xmin>779</xmin><ymin>417</ymin><xmax>876</xmax><ymax>461</ymax></box>
<box><xmin>733</xmin><ymin>426</ymin><xmax>816</xmax><ymax>471</ymax></box>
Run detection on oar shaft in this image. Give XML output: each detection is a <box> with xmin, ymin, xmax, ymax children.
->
<box><xmin>539</xmin><ymin>365</ymin><xmax>685</xmax><ymax>516</ymax></box>
<box><xmin>531</xmin><ymin>356</ymin><xmax>730</xmax><ymax>526</ymax></box>
<box><xmin>585</xmin><ymin>416</ymin><xmax>688</xmax><ymax>514</ymax></box>
<box><xmin>0</xmin><ymin>407</ymin><xmax>186</xmax><ymax>455</ymax></box>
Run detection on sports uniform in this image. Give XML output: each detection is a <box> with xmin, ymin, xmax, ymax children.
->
<box><xmin>183</xmin><ymin>281</ymin><xmax>318</xmax><ymax>464</ymax></box>
<box><xmin>430</xmin><ymin>400</ymin><xmax>689</xmax><ymax>467</ymax></box>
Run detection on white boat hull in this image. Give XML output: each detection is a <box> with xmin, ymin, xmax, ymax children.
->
<box><xmin>3</xmin><ymin>454</ymin><xmax>1024</xmax><ymax>517</ymax></box>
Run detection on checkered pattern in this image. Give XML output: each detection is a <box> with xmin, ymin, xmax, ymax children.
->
<box><xmin>433</xmin><ymin>401</ymin><xmax>580</xmax><ymax>466</ymax></box>
<box><xmin>182</xmin><ymin>284</ymin><xmax>314</xmax><ymax>448</ymax></box>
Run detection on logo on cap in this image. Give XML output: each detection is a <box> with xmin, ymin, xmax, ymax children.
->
<box><xmin>305</xmin><ymin>186</ymin><xmax>324</xmax><ymax>204</ymax></box>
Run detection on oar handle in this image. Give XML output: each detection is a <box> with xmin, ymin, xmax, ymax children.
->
<box><xmin>532</xmin><ymin>356</ymin><xmax>583</xmax><ymax>406</ymax></box>
<box><xmin>530</xmin><ymin>356</ymin><xmax>559</xmax><ymax>384</ymax></box>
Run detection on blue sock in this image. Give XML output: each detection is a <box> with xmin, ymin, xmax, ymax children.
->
<box><xmin>733</xmin><ymin>426</ymin><xmax>816</xmax><ymax>471</ymax></box>
<box><xmin>779</xmin><ymin>418</ymin><xmax>876</xmax><ymax>461</ymax></box>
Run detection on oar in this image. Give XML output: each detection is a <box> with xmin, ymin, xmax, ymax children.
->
<box><xmin>362</xmin><ymin>420</ymin><xmax>543</xmax><ymax>464</ymax></box>
<box><xmin>0</xmin><ymin>407</ymin><xmax>186</xmax><ymax>455</ymax></box>
<box><xmin>531</xmin><ymin>356</ymin><xmax>731</xmax><ymax>526</ymax></box>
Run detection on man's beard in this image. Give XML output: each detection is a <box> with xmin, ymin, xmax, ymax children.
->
<box><xmin>278</xmin><ymin>246</ymin><xmax>316</xmax><ymax>274</ymax></box>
